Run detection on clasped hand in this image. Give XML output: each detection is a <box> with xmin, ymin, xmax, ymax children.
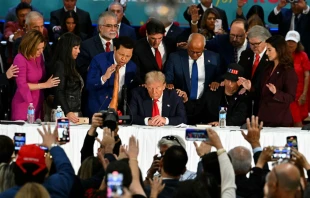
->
<box><xmin>148</xmin><ymin>116</ymin><xmax>166</xmax><ymax>126</ymax></box>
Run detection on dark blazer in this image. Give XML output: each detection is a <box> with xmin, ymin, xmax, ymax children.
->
<box><xmin>238</xmin><ymin>49</ymin><xmax>270</xmax><ymax>115</ymax></box>
<box><xmin>50</xmin><ymin>7</ymin><xmax>93</xmax><ymax>38</ymax></box>
<box><xmin>76</xmin><ymin>34</ymin><xmax>105</xmax><ymax>80</ymax></box>
<box><xmin>52</xmin><ymin>60</ymin><xmax>83</xmax><ymax>115</ymax></box>
<box><xmin>129</xmin><ymin>87</ymin><xmax>187</xmax><ymax>125</ymax></box>
<box><xmin>268</xmin><ymin>8</ymin><xmax>310</xmax><ymax>57</ymax></box>
<box><xmin>166</xmin><ymin>23</ymin><xmax>183</xmax><ymax>44</ymax></box>
<box><xmin>119</xmin><ymin>23</ymin><xmax>136</xmax><ymax>40</ymax></box>
<box><xmin>258</xmin><ymin>63</ymin><xmax>297</xmax><ymax>127</ymax></box>
<box><xmin>165</xmin><ymin>49</ymin><xmax>221</xmax><ymax>96</ymax></box>
<box><xmin>183</xmin><ymin>4</ymin><xmax>229</xmax><ymax>32</ymax></box>
<box><xmin>204</xmin><ymin>87</ymin><xmax>249</xmax><ymax>126</ymax></box>
<box><xmin>86</xmin><ymin>52</ymin><xmax>137</xmax><ymax>116</ymax></box>
<box><xmin>132</xmin><ymin>37</ymin><xmax>176</xmax><ymax>80</ymax></box>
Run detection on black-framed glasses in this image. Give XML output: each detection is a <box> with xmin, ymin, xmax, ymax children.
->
<box><xmin>229</xmin><ymin>34</ymin><xmax>244</xmax><ymax>39</ymax></box>
<box><xmin>162</xmin><ymin>136</ymin><xmax>182</xmax><ymax>146</ymax></box>
<box><xmin>249</xmin><ymin>41</ymin><xmax>263</xmax><ymax>47</ymax></box>
<box><xmin>100</xmin><ymin>24</ymin><xmax>119</xmax><ymax>28</ymax></box>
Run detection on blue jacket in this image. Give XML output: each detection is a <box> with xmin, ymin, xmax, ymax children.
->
<box><xmin>119</xmin><ymin>23</ymin><xmax>137</xmax><ymax>41</ymax></box>
<box><xmin>0</xmin><ymin>146</ymin><xmax>75</xmax><ymax>198</ymax></box>
<box><xmin>86</xmin><ymin>51</ymin><xmax>138</xmax><ymax>116</ymax></box>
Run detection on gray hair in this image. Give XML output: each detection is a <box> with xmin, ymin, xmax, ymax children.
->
<box><xmin>0</xmin><ymin>163</ymin><xmax>15</xmax><ymax>193</ymax></box>
<box><xmin>25</xmin><ymin>11</ymin><xmax>43</xmax><ymax>26</ymax></box>
<box><xmin>188</xmin><ymin>33</ymin><xmax>206</xmax><ymax>46</ymax></box>
<box><xmin>228</xmin><ymin>146</ymin><xmax>252</xmax><ymax>175</ymax></box>
<box><xmin>157</xmin><ymin>135</ymin><xmax>186</xmax><ymax>150</ymax></box>
<box><xmin>145</xmin><ymin>71</ymin><xmax>166</xmax><ymax>84</ymax></box>
<box><xmin>97</xmin><ymin>11</ymin><xmax>117</xmax><ymax>26</ymax></box>
<box><xmin>108</xmin><ymin>2</ymin><xmax>124</xmax><ymax>12</ymax></box>
<box><xmin>247</xmin><ymin>25</ymin><xmax>271</xmax><ymax>42</ymax></box>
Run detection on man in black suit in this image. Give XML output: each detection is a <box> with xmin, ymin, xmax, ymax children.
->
<box><xmin>130</xmin><ymin>71</ymin><xmax>186</xmax><ymax>126</ymax></box>
<box><xmin>163</xmin><ymin>20</ymin><xmax>183</xmax><ymax>45</ymax></box>
<box><xmin>132</xmin><ymin>18</ymin><xmax>176</xmax><ymax>81</ymax></box>
<box><xmin>238</xmin><ymin>25</ymin><xmax>271</xmax><ymax>116</ymax></box>
<box><xmin>50</xmin><ymin>0</ymin><xmax>93</xmax><ymax>38</ymax></box>
<box><xmin>108</xmin><ymin>2</ymin><xmax>136</xmax><ymax>40</ymax></box>
<box><xmin>183</xmin><ymin>0</ymin><xmax>229</xmax><ymax>32</ymax></box>
<box><xmin>268</xmin><ymin>0</ymin><xmax>310</xmax><ymax>57</ymax></box>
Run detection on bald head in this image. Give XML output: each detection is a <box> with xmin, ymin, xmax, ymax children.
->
<box><xmin>187</xmin><ymin>33</ymin><xmax>206</xmax><ymax>60</ymax></box>
<box><xmin>228</xmin><ymin>146</ymin><xmax>252</xmax><ymax>175</ymax></box>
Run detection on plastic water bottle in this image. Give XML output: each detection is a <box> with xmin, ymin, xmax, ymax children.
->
<box><xmin>54</xmin><ymin>106</ymin><xmax>64</xmax><ymax>121</ymax></box>
<box><xmin>219</xmin><ymin>107</ymin><xmax>226</xmax><ymax>128</ymax></box>
<box><xmin>27</xmin><ymin>103</ymin><xmax>35</xmax><ymax>124</ymax></box>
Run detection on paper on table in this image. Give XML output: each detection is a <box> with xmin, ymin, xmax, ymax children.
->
<box><xmin>175</xmin><ymin>123</ymin><xmax>189</xmax><ymax>128</ymax></box>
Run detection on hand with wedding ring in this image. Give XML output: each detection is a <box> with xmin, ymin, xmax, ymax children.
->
<box><xmin>102</xmin><ymin>64</ymin><xmax>117</xmax><ymax>82</ymax></box>
<box><xmin>45</xmin><ymin>75</ymin><xmax>60</xmax><ymax>88</ymax></box>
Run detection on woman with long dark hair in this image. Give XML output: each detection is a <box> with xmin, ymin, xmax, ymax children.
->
<box><xmin>51</xmin><ymin>32</ymin><xmax>83</xmax><ymax>123</ymax></box>
<box><xmin>241</xmin><ymin>35</ymin><xmax>298</xmax><ymax>126</ymax></box>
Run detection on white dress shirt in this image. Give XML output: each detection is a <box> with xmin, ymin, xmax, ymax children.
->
<box><xmin>64</xmin><ymin>6</ymin><xmax>77</xmax><ymax>12</ymax></box>
<box><xmin>252</xmin><ymin>47</ymin><xmax>266</xmax><ymax>65</ymax></box>
<box><xmin>200</xmin><ymin>3</ymin><xmax>213</xmax><ymax>12</ymax></box>
<box><xmin>144</xmin><ymin>94</ymin><xmax>169</xmax><ymax>125</ymax></box>
<box><xmin>188</xmin><ymin>53</ymin><xmax>205</xmax><ymax>99</ymax></box>
<box><xmin>237</xmin><ymin>39</ymin><xmax>248</xmax><ymax>63</ymax></box>
<box><xmin>117</xmin><ymin>23</ymin><xmax>121</xmax><ymax>36</ymax></box>
<box><xmin>165</xmin><ymin>22</ymin><xmax>173</xmax><ymax>34</ymax></box>
<box><xmin>99</xmin><ymin>34</ymin><xmax>113</xmax><ymax>52</ymax></box>
<box><xmin>148</xmin><ymin>39</ymin><xmax>167</xmax><ymax>65</ymax></box>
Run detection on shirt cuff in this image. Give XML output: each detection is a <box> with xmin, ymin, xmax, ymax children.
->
<box><xmin>101</xmin><ymin>76</ymin><xmax>105</xmax><ymax>85</ymax></box>
<box><xmin>144</xmin><ymin>117</ymin><xmax>150</xmax><ymax>125</ymax></box>
<box><xmin>165</xmin><ymin>117</ymin><xmax>169</xmax><ymax>125</ymax></box>
<box><xmin>303</xmin><ymin>5</ymin><xmax>310</xmax><ymax>14</ymax></box>
<box><xmin>9</xmin><ymin>34</ymin><xmax>14</xmax><ymax>42</ymax></box>
<box><xmin>274</xmin><ymin>7</ymin><xmax>281</xmax><ymax>15</ymax></box>
<box><xmin>253</xmin><ymin>147</ymin><xmax>263</xmax><ymax>154</ymax></box>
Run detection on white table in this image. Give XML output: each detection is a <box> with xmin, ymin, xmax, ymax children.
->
<box><xmin>1</xmin><ymin>124</ymin><xmax>309</xmax><ymax>178</ymax></box>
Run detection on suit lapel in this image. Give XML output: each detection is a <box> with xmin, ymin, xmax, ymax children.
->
<box><xmin>142</xmin><ymin>91</ymin><xmax>153</xmax><ymax>117</ymax></box>
<box><xmin>143</xmin><ymin>39</ymin><xmax>158</xmax><ymax>70</ymax></box>
<box><xmin>161</xmin><ymin>90</ymin><xmax>170</xmax><ymax>117</ymax></box>
<box><xmin>181</xmin><ymin>52</ymin><xmax>191</xmax><ymax>92</ymax></box>
<box><xmin>253</xmin><ymin>53</ymin><xmax>269</xmax><ymax>80</ymax></box>
<box><xmin>94</xmin><ymin>34</ymin><xmax>105</xmax><ymax>53</ymax></box>
<box><xmin>107</xmin><ymin>52</ymin><xmax>115</xmax><ymax>85</ymax></box>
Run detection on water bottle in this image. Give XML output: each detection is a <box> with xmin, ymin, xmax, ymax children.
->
<box><xmin>219</xmin><ymin>107</ymin><xmax>226</xmax><ymax>128</ymax></box>
<box><xmin>27</xmin><ymin>103</ymin><xmax>35</xmax><ymax>124</ymax></box>
<box><xmin>54</xmin><ymin>106</ymin><xmax>64</xmax><ymax>121</ymax></box>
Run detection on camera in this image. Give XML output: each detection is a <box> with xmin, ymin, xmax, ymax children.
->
<box><xmin>99</xmin><ymin>108</ymin><xmax>119</xmax><ymax>131</ymax></box>
<box><xmin>286</xmin><ymin>0</ymin><xmax>298</xmax><ymax>3</ymax></box>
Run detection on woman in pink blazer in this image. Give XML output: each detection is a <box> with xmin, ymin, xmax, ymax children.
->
<box><xmin>11</xmin><ymin>30</ymin><xmax>60</xmax><ymax>121</ymax></box>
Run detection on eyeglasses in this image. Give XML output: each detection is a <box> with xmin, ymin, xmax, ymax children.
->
<box><xmin>229</xmin><ymin>34</ymin><xmax>244</xmax><ymax>39</ymax></box>
<box><xmin>162</xmin><ymin>136</ymin><xmax>182</xmax><ymax>146</ymax></box>
<box><xmin>188</xmin><ymin>49</ymin><xmax>204</xmax><ymax>56</ymax></box>
<box><xmin>250</xmin><ymin>41</ymin><xmax>263</xmax><ymax>47</ymax></box>
<box><xmin>100</xmin><ymin>24</ymin><xmax>119</xmax><ymax>28</ymax></box>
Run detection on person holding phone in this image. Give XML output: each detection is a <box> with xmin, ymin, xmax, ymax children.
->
<box><xmin>51</xmin><ymin>32</ymin><xmax>83</xmax><ymax>123</ymax></box>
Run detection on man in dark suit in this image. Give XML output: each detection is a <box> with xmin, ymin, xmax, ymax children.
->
<box><xmin>130</xmin><ymin>71</ymin><xmax>186</xmax><ymax>126</ymax></box>
<box><xmin>268</xmin><ymin>0</ymin><xmax>310</xmax><ymax>57</ymax></box>
<box><xmin>86</xmin><ymin>36</ymin><xmax>138</xmax><ymax>117</ymax></box>
<box><xmin>108</xmin><ymin>2</ymin><xmax>136</xmax><ymax>41</ymax></box>
<box><xmin>206</xmin><ymin>18</ymin><xmax>249</xmax><ymax>74</ymax></box>
<box><xmin>132</xmin><ymin>18</ymin><xmax>176</xmax><ymax>81</ymax></box>
<box><xmin>183</xmin><ymin>0</ymin><xmax>229</xmax><ymax>32</ymax></box>
<box><xmin>238</xmin><ymin>25</ymin><xmax>271</xmax><ymax>116</ymax></box>
<box><xmin>164</xmin><ymin>20</ymin><xmax>183</xmax><ymax>45</ymax></box>
<box><xmin>165</xmin><ymin>33</ymin><xmax>220</xmax><ymax>125</ymax></box>
<box><xmin>50</xmin><ymin>0</ymin><xmax>93</xmax><ymax>38</ymax></box>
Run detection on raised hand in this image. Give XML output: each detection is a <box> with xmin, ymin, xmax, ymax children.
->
<box><xmin>96</xmin><ymin>127</ymin><xmax>115</xmax><ymax>154</ymax></box>
<box><xmin>238</xmin><ymin>77</ymin><xmax>251</xmax><ymax>91</ymax></box>
<box><xmin>149</xmin><ymin>177</ymin><xmax>166</xmax><ymax>198</ymax></box>
<box><xmin>256</xmin><ymin>146</ymin><xmax>273</xmax><ymax>168</ymax></box>
<box><xmin>206</xmin><ymin>128</ymin><xmax>223</xmax><ymax>150</ymax></box>
<box><xmin>241</xmin><ymin>116</ymin><xmax>263</xmax><ymax>149</ymax></box>
<box><xmin>102</xmin><ymin>64</ymin><xmax>117</xmax><ymax>81</ymax></box>
<box><xmin>37</xmin><ymin>123</ymin><xmax>58</xmax><ymax>149</ymax></box>
<box><xmin>194</xmin><ymin>141</ymin><xmax>211</xmax><ymax>157</ymax></box>
<box><xmin>126</xmin><ymin>135</ymin><xmax>139</xmax><ymax>159</ymax></box>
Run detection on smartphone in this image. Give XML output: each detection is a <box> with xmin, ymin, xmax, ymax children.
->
<box><xmin>287</xmin><ymin>136</ymin><xmax>298</xmax><ymax>150</ymax></box>
<box><xmin>214</xmin><ymin>19</ymin><xmax>222</xmax><ymax>33</ymax></box>
<box><xmin>185</xmin><ymin>128</ymin><xmax>208</xmax><ymax>141</ymax></box>
<box><xmin>57</xmin><ymin>118</ymin><xmax>70</xmax><ymax>142</ymax></box>
<box><xmin>14</xmin><ymin>133</ymin><xmax>26</xmax><ymax>154</ymax></box>
<box><xmin>272</xmin><ymin>146</ymin><xmax>291</xmax><ymax>160</ymax></box>
<box><xmin>107</xmin><ymin>171</ymin><xmax>123</xmax><ymax>198</ymax></box>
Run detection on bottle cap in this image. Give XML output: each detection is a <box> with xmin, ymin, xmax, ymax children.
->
<box><xmin>57</xmin><ymin>106</ymin><xmax>61</xmax><ymax>108</ymax></box>
<box><xmin>30</xmin><ymin>103</ymin><xmax>33</xmax><ymax>105</ymax></box>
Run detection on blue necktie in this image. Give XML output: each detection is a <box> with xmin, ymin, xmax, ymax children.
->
<box><xmin>190</xmin><ymin>60</ymin><xmax>198</xmax><ymax>100</ymax></box>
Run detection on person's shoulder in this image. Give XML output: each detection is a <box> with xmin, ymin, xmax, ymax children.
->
<box><xmin>82</xmin><ymin>35</ymin><xmax>99</xmax><ymax>46</ymax></box>
<box><xmin>134</xmin><ymin>38</ymin><xmax>148</xmax><ymax>50</ymax></box>
<box><xmin>51</xmin><ymin>8</ymin><xmax>63</xmax><ymax>14</ymax></box>
<box><xmin>0</xmin><ymin>185</ymin><xmax>20</xmax><ymax>197</ymax></box>
<box><xmin>7</xmin><ymin>6</ymin><xmax>16</xmax><ymax>13</ymax></box>
<box><xmin>76</xmin><ymin>7</ymin><xmax>90</xmax><ymax>15</ymax></box>
<box><xmin>14</xmin><ymin>53</ymin><xmax>26</xmax><ymax>61</ymax></box>
<box><xmin>121</xmin><ymin>23</ymin><xmax>134</xmax><ymax>30</ymax></box>
<box><xmin>213</xmin><ymin>6</ymin><xmax>226</xmax><ymax>13</ymax></box>
<box><xmin>204</xmin><ymin>49</ymin><xmax>219</xmax><ymax>57</ymax></box>
<box><xmin>132</xmin><ymin>86</ymin><xmax>147</xmax><ymax>95</ymax></box>
<box><xmin>93</xmin><ymin>52</ymin><xmax>109</xmax><ymax>61</ymax></box>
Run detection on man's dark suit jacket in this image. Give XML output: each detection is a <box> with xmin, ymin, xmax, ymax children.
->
<box><xmin>145</xmin><ymin>179</ymin><xmax>179</xmax><ymax>198</ymax></box>
<box><xmin>129</xmin><ymin>87</ymin><xmax>187</xmax><ymax>125</ymax></box>
<box><xmin>76</xmin><ymin>34</ymin><xmax>105</xmax><ymax>80</ymax></box>
<box><xmin>268</xmin><ymin>8</ymin><xmax>310</xmax><ymax>57</ymax></box>
<box><xmin>119</xmin><ymin>23</ymin><xmax>136</xmax><ymax>40</ymax></box>
<box><xmin>183</xmin><ymin>4</ymin><xmax>229</xmax><ymax>32</ymax></box>
<box><xmin>238</xmin><ymin>49</ymin><xmax>269</xmax><ymax>116</ymax></box>
<box><xmin>204</xmin><ymin>86</ymin><xmax>249</xmax><ymax>126</ymax></box>
<box><xmin>132</xmin><ymin>37</ymin><xmax>176</xmax><ymax>80</ymax></box>
<box><xmin>50</xmin><ymin>7</ymin><xmax>93</xmax><ymax>38</ymax></box>
<box><xmin>166</xmin><ymin>23</ymin><xmax>183</xmax><ymax>44</ymax></box>
<box><xmin>165</xmin><ymin>49</ymin><xmax>221</xmax><ymax>96</ymax></box>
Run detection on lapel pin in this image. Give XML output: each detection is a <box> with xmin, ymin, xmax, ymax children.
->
<box><xmin>235</xmin><ymin>97</ymin><xmax>237</xmax><ymax>100</ymax></box>
<box><xmin>167</xmin><ymin>104</ymin><xmax>170</xmax><ymax>107</ymax></box>
<box><xmin>248</xmin><ymin>57</ymin><xmax>250</xmax><ymax>60</ymax></box>
<box><xmin>208</xmin><ymin>60</ymin><xmax>210</xmax><ymax>62</ymax></box>
<box><xmin>277</xmin><ymin>72</ymin><xmax>279</xmax><ymax>74</ymax></box>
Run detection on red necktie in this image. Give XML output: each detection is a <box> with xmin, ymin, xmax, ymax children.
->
<box><xmin>155</xmin><ymin>48</ymin><xmax>162</xmax><ymax>70</ymax></box>
<box><xmin>116</xmin><ymin>31</ymin><xmax>119</xmax><ymax>38</ymax></box>
<box><xmin>106</xmin><ymin>42</ymin><xmax>111</xmax><ymax>52</ymax></box>
<box><xmin>251</xmin><ymin>54</ymin><xmax>260</xmax><ymax>78</ymax></box>
<box><xmin>152</xmin><ymin>99</ymin><xmax>160</xmax><ymax>117</ymax></box>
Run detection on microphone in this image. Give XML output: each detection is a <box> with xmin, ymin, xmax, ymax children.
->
<box><xmin>251</xmin><ymin>100</ymin><xmax>254</xmax><ymax>116</ymax></box>
<box><xmin>98</xmin><ymin>95</ymin><xmax>109</xmax><ymax>112</ymax></box>
<box><xmin>35</xmin><ymin>118</ymin><xmax>42</xmax><ymax>125</ymax></box>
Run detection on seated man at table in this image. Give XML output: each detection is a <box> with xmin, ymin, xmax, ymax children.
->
<box><xmin>130</xmin><ymin>71</ymin><xmax>187</xmax><ymax>126</ymax></box>
<box><xmin>204</xmin><ymin>63</ymin><xmax>250</xmax><ymax>126</ymax></box>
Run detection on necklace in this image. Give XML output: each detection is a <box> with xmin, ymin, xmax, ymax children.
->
<box><xmin>224</xmin><ymin>95</ymin><xmax>229</xmax><ymax>105</ymax></box>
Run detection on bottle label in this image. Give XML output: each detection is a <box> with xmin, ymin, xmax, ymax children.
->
<box><xmin>56</xmin><ymin>112</ymin><xmax>62</xmax><ymax>118</ymax></box>
<box><xmin>219</xmin><ymin>114</ymin><xmax>226</xmax><ymax>119</ymax></box>
<box><xmin>28</xmin><ymin>109</ymin><xmax>34</xmax><ymax>115</ymax></box>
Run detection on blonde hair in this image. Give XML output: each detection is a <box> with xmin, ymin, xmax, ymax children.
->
<box><xmin>145</xmin><ymin>71</ymin><xmax>166</xmax><ymax>84</ymax></box>
<box><xmin>15</xmin><ymin>182</ymin><xmax>50</xmax><ymax>198</ymax></box>
<box><xmin>18</xmin><ymin>29</ymin><xmax>45</xmax><ymax>59</ymax></box>
<box><xmin>0</xmin><ymin>163</ymin><xmax>15</xmax><ymax>193</ymax></box>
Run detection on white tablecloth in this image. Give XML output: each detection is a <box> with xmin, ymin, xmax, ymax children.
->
<box><xmin>1</xmin><ymin>123</ymin><xmax>309</xmax><ymax>178</ymax></box>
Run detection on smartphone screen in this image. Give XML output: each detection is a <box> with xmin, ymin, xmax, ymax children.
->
<box><xmin>272</xmin><ymin>146</ymin><xmax>291</xmax><ymax>160</ymax></box>
<box><xmin>185</xmin><ymin>128</ymin><xmax>208</xmax><ymax>141</ymax></box>
<box><xmin>57</xmin><ymin>118</ymin><xmax>70</xmax><ymax>142</ymax></box>
<box><xmin>287</xmin><ymin>136</ymin><xmax>298</xmax><ymax>150</ymax></box>
<box><xmin>107</xmin><ymin>171</ymin><xmax>123</xmax><ymax>198</ymax></box>
<box><xmin>14</xmin><ymin>133</ymin><xmax>26</xmax><ymax>154</ymax></box>
<box><xmin>214</xmin><ymin>19</ymin><xmax>222</xmax><ymax>32</ymax></box>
